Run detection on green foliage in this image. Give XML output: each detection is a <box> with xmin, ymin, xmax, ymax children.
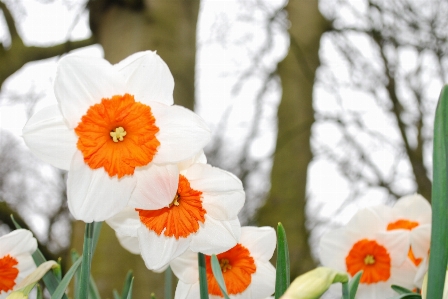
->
<box><xmin>198</xmin><ymin>252</ymin><xmax>209</xmax><ymax>299</ymax></box>
<box><xmin>50</xmin><ymin>255</ymin><xmax>82</xmax><ymax>299</ymax></box>
<box><xmin>391</xmin><ymin>285</ymin><xmax>416</xmax><ymax>295</ymax></box>
<box><xmin>347</xmin><ymin>271</ymin><xmax>362</xmax><ymax>299</ymax></box>
<box><xmin>428</xmin><ymin>85</ymin><xmax>448</xmax><ymax>298</ymax></box>
<box><xmin>210</xmin><ymin>254</ymin><xmax>230</xmax><ymax>299</ymax></box>
<box><xmin>275</xmin><ymin>222</ymin><xmax>290</xmax><ymax>299</ymax></box>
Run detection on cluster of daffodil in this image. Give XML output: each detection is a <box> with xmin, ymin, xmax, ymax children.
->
<box><xmin>2</xmin><ymin>51</ymin><xmax>276</xmax><ymax>299</ymax></box>
<box><xmin>0</xmin><ymin>51</ymin><xmax>447</xmax><ymax>299</ymax></box>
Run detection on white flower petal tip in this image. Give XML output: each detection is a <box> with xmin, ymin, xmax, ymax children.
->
<box><xmin>0</xmin><ymin>229</ymin><xmax>37</xmax><ymax>298</ymax></box>
<box><xmin>171</xmin><ymin>226</ymin><xmax>276</xmax><ymax>299</ymax></box>
<box><xmin>67</xmin><ymin>152</ymin><xmax>136</xmax><ymax>222</ymax></box>
<box><xmin>114</xmin><ymin>51</ymin><xmax>175</xmax><ymax>106</ymax></box>
<box><xmin>280</xmin><ymin>267</ymin><xmax>348</xmax><ymax>299</ymax></box>
<box><xmin>22</xmin><ymin>105</ymin><xmax>77</xmax><ymax>170</ymax></box>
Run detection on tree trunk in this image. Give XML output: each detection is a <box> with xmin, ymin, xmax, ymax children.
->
<box><xmin>71</xmin><ymin>1</ymin><xmax>200</xmax><ymax>298</ymax></box>
<box><xmin>256</xmin><ymin>0</ymin><xmax>328</xmax><ymax>278</ymax></box>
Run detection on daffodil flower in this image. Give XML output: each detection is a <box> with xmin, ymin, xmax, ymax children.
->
<box><xmin>170</xmin><ymin>226</ymin><xmax>276</xmax><ymax>299</ymax></box>
<box><xmin>107</xmin><ymin>153</ymin><xmax>245</xmax><ymax>270</ymax></box>
<box><xmin>23</xmin><ymin>51</ymin><xmax>211</xmax><ymax>222</ymax></box>
<box><xmin>0</xmin><ymin>229</ymin><xmax>37</xmax><ymax>299</ymax></box>
<box><xmin>319</xmin><ymin>208</ymin><xmax>413</xmax><ymax>298</ymax></box>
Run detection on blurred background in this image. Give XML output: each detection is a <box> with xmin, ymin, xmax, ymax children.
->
<box><xmin>0</xmin><ymin>0</ymin><xmax>445</xmax><ymax>297</ymax></box>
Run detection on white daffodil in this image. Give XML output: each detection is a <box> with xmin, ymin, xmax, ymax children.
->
<box><xmin>170</xmin><ymin>226</ymin><xmax>276</xmax><ymax>299</ymax></box>
<box><xmin>107</xmin><ymin>153</ymin><xmax>245</xmax><ymax>270</ymax></box>
<box><xmin>0</xmin><ymin>229</ymin><xmax>37</xmax><ymax>299</ymax></box>
<box><xmin>319</xmin><ymin>208</ymin><xmax>414</xmax><ymax>299</ymax></box>
<box><xmin>23</xmin><ymin>51</ymin><xmax>211</xmax><ymax>222</ymax></box>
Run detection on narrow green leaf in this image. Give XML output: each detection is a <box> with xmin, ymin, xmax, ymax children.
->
<box><xmin>71</xmin><ymin>250</ymin><xmax>81</xmax><ymax>299</ymax></box>
<box><xmin>36</xmin><ymin>284</ymin><xmax>43</xmax><ymax>299</ymax></box>
<box><xmin>341</xmin><ymin>282</ymin><xmax>349</xmax><ymax>299</ymax></box>
<box><xmin>53</xmin><ymin>258</ymin><xmax>62</xmax><ymax>281</ymax></box>
<box><xmin>428</xmin><ymin>85</ymin><xmax>448</xmax><ymax>298</ymax></box>
<box><xmin>198</xmin><ymin>253</ymin><xmax>209</xmax><ymax>299</ymax></box>
<box><xmin>391</xmin><ymin>285</ymin><xmax>415</xmax><ymax>294</ymax></box>
<box><xmin>50</xmin><ymin>255</ymin><xmax>83</xmax><ymax>299</ymax></box>
<box><xmin>348</xmin><ymin>271</ymin><xmax>362</xmax><ymax>299</ymax></box>
<box><xmin>275</xmin><ymin>222</ymin><xmax>290</xmax><ymax>299</ymax></box>
<box><xmin>164</xmin><ymin>266</ymin><xmax>173</xmax><ymax>299</ymax></box>
<box><xmin>125</xmin><ymin>277</ymin><xmax>134</xmax><ymax>299</ymax></box>
<box><xmin>11</xmin><ymin>215</ymin><xmax>68</xmax><ymax>299</ymax></box>
<box><xmin>113</xmin><ymin>290</ymin><xmax>121</xmax><ymax>299</ymax></box>
<box><xmin>80</xmin><ymin>222</ymin><xmax>95</xmax><ymax>299</ymax></box>
<box><xmin>89</xmin><ymin>274</ymin><xmax>102</xmax><ymax>299</ymax></box>
<box><xmin>121</xmin><ymin>271</ymin><xmax>134</xmax><ymax>299</ymax></box>
<box><xmin>210</xmin><ymin>254</ymin><xmax>230</xmax><ymax>299</ymax></box>
<box><xmin>388</xmin><ymin>294</ymin><xmax>421</xmax><ymax>299</ymax></box>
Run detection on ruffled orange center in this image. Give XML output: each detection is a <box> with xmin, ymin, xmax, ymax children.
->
<box><xmin>387</xmin><ymin>219</ymin><xmax>422</xmax><ymax>266</ymax></box>
<box><xmin>346</xmin><ymin>239</ymin><xmax>391</xmax><ymax>284</ymax></box>
<box><xmin>136</xmin><ymin>174</ymin><xmax>206</xmax><ymax>239</ymax></box>
<box><xmin>75</xmin><ymin>93</ymin><xmax>160</xmax><ymax>178</ymax></box>
<box><xmin>0</xmin><ymin>254</ymin><xmax>19</xmax><ymax>294</ymax></box>
<box><xmin>206</xmin><ymin>244</ymin><xmax>256</xmax><ymax>296</ymax></box>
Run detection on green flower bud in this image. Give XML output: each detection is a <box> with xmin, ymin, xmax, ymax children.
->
<box><xmin>280</xmin><ymin>267</ymin><xmax>348</xmax><ymax>299</ymax></box>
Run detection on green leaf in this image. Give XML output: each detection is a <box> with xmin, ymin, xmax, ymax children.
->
<box><xmin>113</xmin><ymin>290</ymin><xmax>121</xmax><ymax>299</ymax></box>
<box><xmin>80</xmin><ymin>222</ymin><xmax>95</xmax><ymax>299</ymax></box>
<box><xmin>125</xmin><ymin>277</ymin><xmax>134</xmax><ymax>299</ymax></box>
<box><xmin>10</xmin><ymin>215</ymin><xmax>68</xmax><ymax>299</ymax></box>
<box><xmin>428</xmin><ymin>85</ymin><xmax>448</xmax><ymax>298</ymax></box>
<box><xmin>89</xmin><ymin>274</ymin><xmax>102</xmax><ymax>299</ymax></box>
<box><xmin>391</xmin><ymin>285</ymin><xmax>415</xmax><ymax>295</ymax></box>
<box><xmin>36</xmin><ymin>284</ymin><xmax>43</xmax><ymax>299</ymax></box>
<box><xmin>91</xmin><ymin>221</ymin><xmax>103</xmax><ymax>257</ymax></box>
<box><xmin>210</xmin><ymin>254</ymin><xmax>230</xmax><ymax>299</ymax></box>
<box><xmin>50</xmin><ymin>255</ymin><xmax>83</xmax><ymax>299</ymax></box>
<box><xmin>121</xmin><ymin>271</ymin><xmax>134</xmax><ymax>299</ymax></box>
<box><xmin>275</xmin><ymin>222</ymin><xmax>290</xmax><ymax>299</ymax></box>
<box><xmin>348</xmin><ymin>271</ymin><xmax>362</xmax><ymax>299</ymax></box>
<box><xmin>165</xmin><ymin>266</ymin><xmax>173</xmax><ymax>299</ymax></box>
<box><xmin>388</xmin><ymin>294</ymin><xmax>421</xmax><ymax>299</ymax></box>
<box><xmin>341</xmin><ymin>282</ymin><xmax>349</xmax><ymax>299</ymax></box>
<box><xmin>71</xmin><ymin>250</ymin><xmax>81</xmax><ymax>299</ymax></box>
<box><xmin>198</xmin><ymin>253</ymin><xmax>209</xmax><ymax>299</ymax></box>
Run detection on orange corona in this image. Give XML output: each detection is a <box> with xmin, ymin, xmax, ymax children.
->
<box><xmin>206</xmin><ymin>244</ymin><xmax>256</xmax><ymax>296</ymax></box>
<box><xmin>137</xmin><ymin>174</ymin><xmax>206</xmax><ymax>239</ymax></box>
<box><xmin>346</xmin><ymin>239</ymin><xmax>391</xmax><ymax>284</ymax></box>
<box><xmin>75</xmin><ymin>94</ymin><xmax>160</xmax><ymax>178</ymax></box>
<box><xmin>0</xmin><ymin>255</ymin><xmax>19</xmax><ymax>294</ymax></box>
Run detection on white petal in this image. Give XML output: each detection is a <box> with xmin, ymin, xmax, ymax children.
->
<box><xmin>318</xmin><ymin>228</ymin><xmax>351</xmax><ymax>272</ymax></box>
<box><xmin>129</xmin><ymin>164</ymin><xmax>179</xmax><ymax>210</ymax></box>
<box><xmin>170</xmin><ymin>250</ymin><xmax>199</xmax><ymax>284</ymax></box>
<box><xmin>0</xmin><ymin>229</ymin><xmax>37</xmax><ymax>257</ymax></box>
<box><xmin>22</xmin><ymin>105</ymin><xmax>77</xmax><ymax>170</ymax></box>
<box><xmin>138</xmin><ymin>228</ymin><xmax>191</xmax><ymax>270</ymax></box>
<box><xmin>411</xmin><ymin>224</ymin><xmax>431</xmax><ymax>259</ymax></box>
<box><xmin>345</xmin><ymin>208</ymin><xmax>387</xmax><ymax>237</ymax></box>
<box><xmin>190</xmin><ymin>216</ymin><xmax>240</xmax><ymax>255</ymax></box>
<box><xmin>116</xmin><ymin>232</ymin><xmax>141</xmax><ymax>254</ymax></box>
<box><xmin>375</xmin><ymin>230</ymin><xmax>410</xmax><ymax>266</ymax></box>
<box><xmin>151</xmin><ymin>103</ymin><xmax>211</xmax><ymax>164</ymax></box>
<box><xmin>239</xmin><ymin>227</ymin><xmax>276</xmax><ymax>262</ymax></box>
<box><xmin>15</xmin><ymin>255</ymin><xmax>37</xmax><ymax>280</ymax></box>
<box><xmin>391</xmin><ymin>259</ymin><xmax>417</xmax><ymax>290</ymax></box>
<box><xmin>114</xmin><ymin>51</ymin><xmax>174</xmax><ymax>106</ymax></box>
<box><xmin>67</xmin><ymin>151</ymin><xmax>136</xmax><ymax>222</ymax></box>
<box><xmin>240</xmin><ymin>261</ymin><xmax>275</xmax><ymax>299</ymax></box>
<box><xmin>177</xmin><ymin>151</ymin><xmax>207</xmax><ymax>172</ymax></box>
<box><xmin>394</xmin><ymin>194</ymin><xmax>432</xmax><ymax>224</ymax></box>
<box><xmin>174</xmin><ymin>281</ymin><xmax>200</xmax><ymax>299</ymax></box>
<box><xmin>55</xmin><ymin>55</ymin><xmax>126</xmax><ymax>128</ymax></box>
<box><xmin>106</xmin><ymin>206</ymin><xmax>140</xmax><ymax>237</ymax></box>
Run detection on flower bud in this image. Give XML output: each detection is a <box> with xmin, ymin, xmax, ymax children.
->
<box><xmin>280</xmin><ymin>267</ymin><xmax>348</xmax><ymax>299</ymax></box>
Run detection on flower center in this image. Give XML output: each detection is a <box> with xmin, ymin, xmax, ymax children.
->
<box><xmin>387</xmin><ymin>219</ymin><xmax>422</xmax><ymax>266</ymax></box>
<box><xmin>0</xmin><ymin>254</ymin><xmax>19</xmax><ymax>294</ymax></box>
<box><xmin>346</xmin><ymin>239</ymin><xmax>391</xmax><ymax>284</ymax></box>
<box><xmin>364</xmin><ymin>255</ymin><xmax>375</xmax><ymax>265</ymax></box>
<box><xmin>110</xmin><ymin>127</ymin><xmax>127</xmax><ymax>142</ymax></box>
<box><xmin>75</xmin><ymin>94</ymin><xmax>160</xmax><ymax>178</ymax></box>
<box><xmin>206</xmin><ymin>244</ymin><xmax>256</xmax><ymax>296</ymax></box>
<box><xmin>136</xmin><ymin>174</ymin><xmax>206</xmax><ymax>239</ymax></box>
<box><xmin>220</xmin><ymin>259</ymin><xmax>232</xmax><ymax>272</ymax></box>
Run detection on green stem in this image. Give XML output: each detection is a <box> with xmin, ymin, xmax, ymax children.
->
<box><xmin>80</xmin><ymin>222</ymin><xmax>94</xmax><ymax>299</ymax></box>
<box><xmin>164</xmin><ymin>266</ymin><xmax>173</xmax><ymax>299</ymax></box>
<box><xmin>198</xmin><ymin>253</ymin><xmax>209</xmax><ymax>299</ymax></box>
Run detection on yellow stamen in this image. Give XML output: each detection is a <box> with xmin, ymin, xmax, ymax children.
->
<box><xmin>169</xmin><ymin>194</ymin><xmax>180</xmax><ymax>207</ymax></box>
<box><xmin>110</xmin><ymin>127</ymin><xmax>127</xmax><ymax>142</ymax></box>
<box><xmin>364</xmin><ymin>255</ymin><xmax>375</xmax><ymax>265</ymax></box>
<box><xmin>219</xmin><ymin>258</ymin><xmax>232</xmax><ymax>272</ymax></box>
